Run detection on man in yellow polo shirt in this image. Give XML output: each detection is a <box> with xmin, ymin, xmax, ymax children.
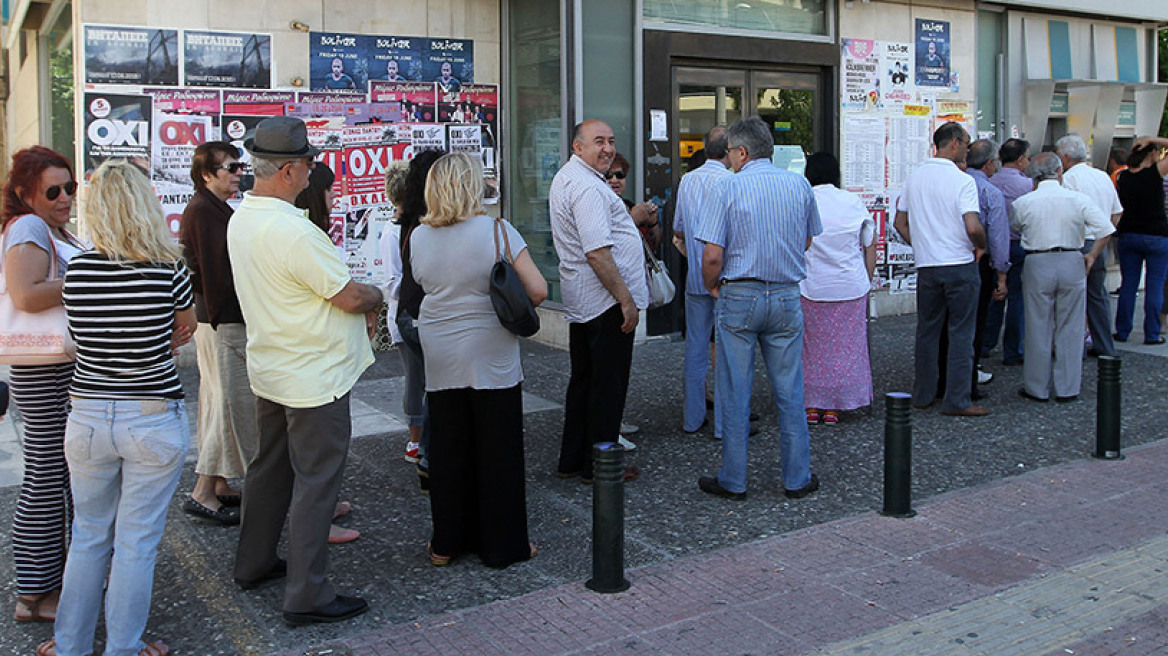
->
<box><xmin>226</xmin><ymin>117</ymin><xmax>383</xmax><ymax>626</ymax></box>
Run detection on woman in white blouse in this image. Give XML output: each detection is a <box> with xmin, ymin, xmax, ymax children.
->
<box><xmin>800</xmin><ymin>153</ymin><xmax>877</xmax><ymax>425</ymax></box>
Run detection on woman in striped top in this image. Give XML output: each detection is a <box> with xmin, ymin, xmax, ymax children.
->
<box><xmin>3</xmin><ymin>146</ymin><xmax>82</xmax><ymax>624</ymax></box>
<box><xmin>37</xmin><ymin>160</ymin><xmax>195</xmax><ymax>656</ymax></box>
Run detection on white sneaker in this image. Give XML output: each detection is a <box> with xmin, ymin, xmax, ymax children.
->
<box><xmin>617</xmin><ymin>435</ymin><xmax>637</xmax><ymax>452</ymax></box>
<box><xmin>620</xmin><ymin>423</ymin><xmax>640</xmax><ymax>435</ymax></box>
<box><xmin>977</xmin><ymin>370</ymin><xmax>993</xmax><ymax>384</ymax></box>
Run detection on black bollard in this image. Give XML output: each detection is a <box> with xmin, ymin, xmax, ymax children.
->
<box><xmin>1094</xmin><ymin>355</ymin><xmax>1123</xmax><ymax>460</ymax></box>
<box><xmin>585</xmin><ymin>442</ymin><xmax>630</xmax><ymax>593</ymax></box>
<box><xmin>881</xmin><ymin>392</ymin><xmax>916</xmax><ymax>518</ymax></box>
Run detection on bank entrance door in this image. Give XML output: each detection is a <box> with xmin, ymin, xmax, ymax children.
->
<box><xmin>674</xmin><ymin>66</ymin><xmax>821</xmax><ymax>176</ymax></box>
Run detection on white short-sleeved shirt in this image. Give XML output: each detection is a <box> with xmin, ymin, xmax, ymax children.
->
<box><xmin>897</xmin><ymin>158</ymin><xmax>981</xmax><ymax>267</ymax></box>
<box><xmin>1009</xmin><ymin>180</ymin><xmax>1115</xmax><ymax>252</ymax></box>
<box><xmin>549</xmin><ymin>155</ymin><xmax>649</xmax><ymax>323</ymax></box>
<box><xmin>801</xmin><ymin>185</ymin><xmax>875</xmax><ymax>302</ymax></box>
<box><xmin>1062</xmin><ymin>163</ymin><xmax>1123</xmax><ymax>240</ymax></box>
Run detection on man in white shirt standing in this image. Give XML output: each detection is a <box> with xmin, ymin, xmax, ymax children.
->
<box><xmin>892</xmin><ymin>121</ymin><xmax>988</xmax><ymax>417</ymax></box>
<box><xmin>549</xmin><ymin>120</ymin><xmax>649</xmax><ymax>484</ymax></box>
<box><xmin>1056</xmin><ymin>134</ymin><xmax>1123</xmax><ymax>357</ymax></box>
<box><xmin>673</xmin><ymin>126</ymin><xmax>731</xmax><ymax>438</ymax></box>
<box><xmin>1010</xmin><ymin>152</ymin><xmax>1113</xmax><ymax>402</ymax></box>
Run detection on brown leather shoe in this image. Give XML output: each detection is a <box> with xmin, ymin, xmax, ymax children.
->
<box><xmin>942</xmin><ymin>405</ymin><xmax>990</xmax><ymax>417</ymax></box>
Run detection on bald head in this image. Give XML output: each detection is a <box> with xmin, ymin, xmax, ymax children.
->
<box><xmin>705</xmin><ymin>126</ymin><xmax>729</xmax><ymax>161</ymax></box>
<box><xmin>966</xmin><ymin>139</ymin><xmax>999</xmax><ymax>173</ymax></box>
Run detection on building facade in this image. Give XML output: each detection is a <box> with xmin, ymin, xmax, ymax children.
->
<box><xmin>3</xmin><ymin>0</ymin><xmax>1166</xmax><ymax>341</ymax></box>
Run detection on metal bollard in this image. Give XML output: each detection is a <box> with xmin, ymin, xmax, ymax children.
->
<box><xmin>585</xmin><ymin>442</ymin><xmax>630</xmax><ymax>593</ymax></box>
<box><xmin>881</xmin><ymin>393</ymin><xmax>916</xmax><ymax>518</ymax></box>
<box><xmin>1094</xmin><ymin>355</ymin><xmax>1123</xmax><ymax>460</ymax></box>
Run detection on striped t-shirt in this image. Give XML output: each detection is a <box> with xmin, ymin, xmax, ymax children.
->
<box><xmin>63</xmin><ymin>252</ymin><xmax>193</xmax><ymax>400</ymax></box>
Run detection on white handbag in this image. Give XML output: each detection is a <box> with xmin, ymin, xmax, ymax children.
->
<box><xmin>0</xmin><ymin>228</ymin><xmax>76</xmax><ymax>365</ymax></box>
<box><xmin>642</xmin><ymin>234</ymin><xmax>676</xmax><ymax>309</ymax></box>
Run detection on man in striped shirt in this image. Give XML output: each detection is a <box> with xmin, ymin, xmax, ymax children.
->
<box><xmin>549</xmin><ymin>119</ymin><xmax>649</xmax><ymax>484</ymax></box>
<box><xmin>694</xmin><ymin>116</ymin><xmax>822</xmax><ymax>501</ymax></box>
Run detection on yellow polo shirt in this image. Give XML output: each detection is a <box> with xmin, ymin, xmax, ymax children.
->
<box><xmin>226</xmin><ymin>193</ymin><xmax>374</xmax><ymax>408</ymax></box>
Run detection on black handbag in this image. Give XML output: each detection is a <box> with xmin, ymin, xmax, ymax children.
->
<box><xmin>490</xmin><ymin>218</ymin><xmax>540</xmax><ymax>337</ymax></box>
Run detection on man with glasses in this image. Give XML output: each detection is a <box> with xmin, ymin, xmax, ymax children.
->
<box><xmin>986</xmin><ymin>138</ymin><xmax>1034</xmax><ymax>365</ymax></box>
<box><xmin>893</xmin><ymin>121</ymin><xmax>989</xmax><ymax>417</ymax></box>
<box><xmin>227</xmin><ymin>117</ymin><xmax>383</xmax><ymax>626</ymax></box>
<box><xmin>964</xmin><ymin>139</ymin><xmax>1011</xmax><ymax>393</ymax></box>
<box><xmin>694</xmin><ymin>116</ymin><xmax>821</xmax><ymax>501</ymax></box>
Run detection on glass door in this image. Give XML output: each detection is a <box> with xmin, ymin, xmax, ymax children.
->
<box><xmin>674</xmin><ymin>67</ymin><xmax>746</xmax><ymax>175</ymax></box>
<box><xmin>750</xmin><ymin>69</ymin><xmax>820</xmax><ymax>170</ymax></box>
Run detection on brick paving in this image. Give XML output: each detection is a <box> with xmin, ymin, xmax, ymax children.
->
<box><xmin>272</xmin><ymin>439</ymin><xmax>1168</xmax><ymax>656</ymax></box>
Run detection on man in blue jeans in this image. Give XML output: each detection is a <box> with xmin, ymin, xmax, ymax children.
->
<box><xmin>693</xmin><ymin>116</ymin><xmax>821</xmax><ymax>501</ymax></box>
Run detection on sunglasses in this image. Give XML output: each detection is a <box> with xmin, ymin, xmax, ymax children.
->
<box><xmin>214</xmin><ymin>162</ymin><xmax>247</xmax><ymax>174</ymax></box>
<box><xmin>604</xmin><ymin>170</ymin><xmax>627</xmax><ymax>180</ymax></box>
<box><xmin>45</xmin><ymin>181</ymin><xmax>78</xmax><ymax>201</ymax></box>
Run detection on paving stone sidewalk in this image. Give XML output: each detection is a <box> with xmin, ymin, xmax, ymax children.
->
<box><xmin>279</xmin><ymin>438</ymin><xmax>1168</xmax><ymax>656</ymax></box>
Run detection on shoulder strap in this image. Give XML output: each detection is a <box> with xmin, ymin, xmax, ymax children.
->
<box><xmin>494</xmin><ymin>217</ymin><xmax>513</xmax><ymax>264</ymax></box>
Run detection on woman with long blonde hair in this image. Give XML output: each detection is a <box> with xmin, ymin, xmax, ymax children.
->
<box><xmin>38</xmin><ymin>160</ymin><xmax>196</xmax><ymax>656</ymax></box>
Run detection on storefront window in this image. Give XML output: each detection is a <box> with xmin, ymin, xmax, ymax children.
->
<box><xmin>507</xmin><ymin>0</ymin><xmax>564</xmax><ymax>300</ymax></box>
<box><xmin>644</xmin><ymin>0</ymin><xmax>827</xmax><ymax>37</ymax></box>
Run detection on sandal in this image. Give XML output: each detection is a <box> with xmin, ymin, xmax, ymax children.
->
<box><xmin>805</xmin><ymin>409</ymin><xmax>820</xmax><ymax>425</ymax></box>
<box><xmin>140</xmin><ymin>640</ymin><xmax>169</xmax><ymax>656</ymax></box>
<box><xmin>15</xmin><ymin>591</ymin><xmax>57</xmax><ymax>622</ymax></box>
<box><xmin>822</xmin><ymin>411</ymin><xmax>839</xmax><ymax>425</ymax></box>
<box><xmin>427</xmin><ymin>541</ymin><xmax>452</xmax><ymax>567</ymax></box>
<box><xmin>35</xmin><ymin>639</ymin><xmax>56</xmax><ymax>656</ymax></box>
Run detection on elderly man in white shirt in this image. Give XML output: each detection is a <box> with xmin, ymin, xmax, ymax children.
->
<box><xmin>1055</xmin><ymin>134</ymin><xmax>1123</xmax><ymax>357</ymax></box>
<box><xmin>1011</xmin><ymin>152</ymin><xmax>1114</xmax><ymax>403</ymax></box>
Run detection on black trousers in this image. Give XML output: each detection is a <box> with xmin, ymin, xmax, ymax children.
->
<box><xmin>428</xmin><ymin>384</ymin><xmax>529</xmax><ymax>568</ymax></box>
<box><xmin>559</xmin><ymin>304</ymin><xmax>635</xmax><ymax>478</ymax></box>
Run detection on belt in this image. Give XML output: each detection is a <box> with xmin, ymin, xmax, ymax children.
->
<box><xmin>1025</xmin><ymin>247</ymin><xmax>1078</xmax><ymax>255</ymax></box>
<box><xmin>721</xmin><ymin>277</ymin><xmax>770</xmax><ymax>285</ymax></box>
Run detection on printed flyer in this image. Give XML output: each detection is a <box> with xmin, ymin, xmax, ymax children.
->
<box><xmin>879</xmin><ymin>41</ymin><xmax>915</xmax><ymax>110</ymax></box>
<box><xmin>221</xmin><ymin>90</ymin><xmax>294</xmax><ymax>116</ymax></box>
<box><xmin>369</xmin><ymin>81</ymin><xmax>438</xmax><ymax>123</ymax></box>
<box><xmin>915</xmin><ymin>19</ymin><xmax>951</xmax><ymax>88</ymax></box>
<box><xmin>341</xmin><ymin>124</ymin><xmax>409</xmax><ymax>285</ymax></box>
<box><xmin>310</xmin><ymin>32</ymin><xmax>474</xmax><ymax>93</ymax></box>
<box><xmin>82</xmin><ymin>92</ymin><xmax>152</xmax><ymax>178</ymax></box>
<box><xmin>84</xmin><ymin>25</ymin><xmax>180</xmax><ymax>86</ymax></box>
<box><xmin>183</xmin><ymin>30</ymin><xmax>271</xmax><ymax>88</ymax></box>
<box><xmin>841</xmin><ymin>39</ymin><xmax>880</xmax><ymax>111</ymax></box>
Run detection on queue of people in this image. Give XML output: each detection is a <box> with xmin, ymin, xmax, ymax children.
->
<box><xmin>4</xmin><ymin>113</ymin><xmax>1160</xmax><ymax>652</ymax></box>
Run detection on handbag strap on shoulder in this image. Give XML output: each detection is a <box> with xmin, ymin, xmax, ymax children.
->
<box><xmin>493</xmin><ymin>217</ymin><xmax>513</xmax><ymax>264</ymax></box>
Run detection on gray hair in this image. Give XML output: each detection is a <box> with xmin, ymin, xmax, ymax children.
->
<box><xmin>250</xmin><ymin>155</ymin><xmax>299</xmax><ymax>179</ymax></box>
<box><xmin>1055</xmin><ymin>134</ymin><xmax>1089</xmax><ymax>163</ymax></box>
<box><xmin>1028</xmin><ymin>152</ymin><xmax>1062</xmax><ymax>181</ymax></box>
<box><xmin>705</xmin><ymin>126</ymin><xmax>729</xmax><ymax>160</ymax></box>
<box><xmin>727</xmin><ymin>117</ymin><xmax>774</xmax><ymax>162</ymax></box>
<box><xmin>966</xmin><ymin>139</ymin><xmax>999</xmax><ymax>170</ymax></box>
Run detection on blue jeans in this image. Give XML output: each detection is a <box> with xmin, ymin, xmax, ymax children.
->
<box><xmin>54</xmin><ymin>398</ymin><xmax>188</xmax><ymax>656</ymax></box>
<box><xmin>714</xmin><ymin>282</ymin><xmax>812</xmax><ymax>494</ymax></box>
<box><xmin>396</xmin><ymin>312</ymin><xmax>431</xmax><ymax>468</ymax></box>
<box><xmin>683</xmin><ymin>293</ymin><xmax>721</xmax><ymax>436</ymax></box>
<box><xmin>1115</xmin><ymin>232</ymin><xmax>1168</xmax><ymax>341</ymax></box>
<box><xmin>981</xmin><ymin>241</ymin><xmax>1026</xmax><ymax>361</ymax></box>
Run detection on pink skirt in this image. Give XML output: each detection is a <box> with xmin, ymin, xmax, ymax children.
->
<box><xmin>801</xmin><ymin>296</ymin><xmax>873</xmax><ymax>411</ymax></box>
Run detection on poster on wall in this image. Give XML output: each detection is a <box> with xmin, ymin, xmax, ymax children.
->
<box><xmin>879</xmin><ymin>42</ymin><xmax>915</xmax><ymax>109</ymax></box>
<box><xmin>310</xmin><ymin>32</ymin><xmax>474</xmax><ymax>93</ymax></box>
<box><xmin>152</xmin><ymin>114</ymin><xmax>213</xmax><ymax>237</ymax></box>
<box><xmin>915</xmin><ymin>19</ymin><xmax>950</xmax><ymax>88</ymax></box>
<box><xmin>342</xmin><ymin>124</ymin><xmax>410</xmax><ymax>285</ymax></box>
<box><xmin>426</xmin><ymin>38</ymin><xmax>474</xmax><ymax>94</ymax></box>
<box><xmin>221</xmin><ymin>114</ymin><xmax>269</xmax><ymax>192</ymax></box>
<box><xmin>369</xmin><ymin>81</ymin><xmax>438</xmax><ymax>122</ymax></box>
<box><xmin>842</xmin><ymin>114</ymin><xmax>884</xmax><ymax>189</ymax></box>
<box><xmin>83</xmin><ymin>25</ymin><xmax>180</xmax><ymax>86</ymax></box>
<box><xmin>145</xmin><ymin>88</ymin><xmax>221</xmax><ymax>117</ymax></box>
<box><xmin>82</xmin><ymin>92</ymin><xmax>152</xmax><ymax>178</ymax></box>
<box><xmin>183</xmin><ymin>30</ymin><xmax>271</xmax><ymax>89</ymax></box>
<box><xmin>222</xmin><ymin>90</ymin><xmax>294</xmax><ymax>115</ymax></box>
<box><xmin>841</xmin><ymin>39</ymin><xmax>880</xmax><ymax>111</ymax></box>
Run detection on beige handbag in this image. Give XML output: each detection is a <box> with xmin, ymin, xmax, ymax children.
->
<box><xmin>0</xmin><ymin>229</ymin><xmax>76</xmax><ymax>365</ymax></box>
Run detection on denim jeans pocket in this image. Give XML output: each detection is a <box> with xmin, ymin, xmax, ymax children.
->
<box><xmin>718</xmin><ymin>291</ymin><xmax>758</xmax><ymax>332</ymax></box>
<box><xmin>63</xmin><ymin>419</ymin><xmax>95</xmax><ymax>463</ymax></box>
<box><xmin>125</xmin><ymin>408</ymin><xmax>188</xmax><ymax>468</ymax></box>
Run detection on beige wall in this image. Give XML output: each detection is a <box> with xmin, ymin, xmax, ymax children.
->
<box><xmin>6</xmin><ymin>32</ymin><xmax>45</xmax><ymax>153</ymax></box>
<box><xmin>838</xmin><ymin>0</ymin><xmax>977</xmax><ymax>108</ymax></box>
<box><xmin>76</xmin><ymin>0</ymin><xmax>501</xmax><ymax>88</ymax></box>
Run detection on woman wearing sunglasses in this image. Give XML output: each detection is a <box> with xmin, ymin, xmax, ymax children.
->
<box><xmin>178</xmin><ymin>141</ymin><xmax>251</xmax><ymax>527</ymax></box>
<box><xmin>3</xmin><ymin>146</ymin><xmax>83</xmax><ymax>624</ymax></box>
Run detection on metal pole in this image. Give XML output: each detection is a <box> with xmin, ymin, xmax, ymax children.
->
<box><xmin>881</xmin><ymin>392</ymin><xmax>916</xmax><ymax>518</ymax></box>
<box><xmin>586</xmin><ymin>442</ymin><xmax>630</xmax><ymax>593</ymax></box>
<box><xmin>1094</xmin><ymin>355</ymin><xmax>1123</xmax><ymax>460</ymax></box>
